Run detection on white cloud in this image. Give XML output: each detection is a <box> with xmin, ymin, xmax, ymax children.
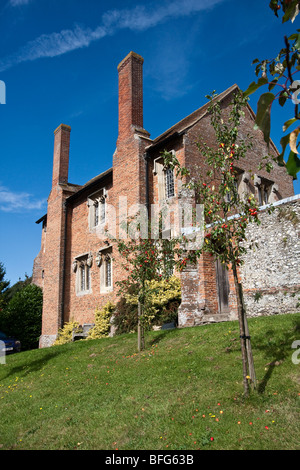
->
<box><xmin>0</xmin><ymin>0</ymin><xmax>226</xmax><ymax>72</ymax></box>
<box><xmin>10</xmin><ymin>0</ymin><xmax>32</xmax><ymax>6</ymax></box>
<box><xmin>0</xmin><ymin>185</ymin><xmax>46</xmax><ymax>212</ymax></box>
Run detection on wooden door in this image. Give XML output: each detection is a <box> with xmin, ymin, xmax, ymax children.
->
<box><xmin>215</xmin><ymin>259</ymin><xmax>230</xmax><ymax>313</ymax></box>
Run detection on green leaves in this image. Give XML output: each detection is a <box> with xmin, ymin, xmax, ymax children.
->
<box><xmin>269</xmin><ymin>0</ymin><xmax>300</xmax><ymax>23</ymax></box>
<box><xmin>289</xmin><ymin>31</ymin><xmax>300</xmax><ymax>50</ymax></box>
<box><xmin>286</xmin><ymin>126</ymin><xmax>300</xmax><ymax>176</ymax></box>
<box><xmin>254</xmin><ymin>92</ymin><xmax>275</xmax><ymax>145</ymax></box>
<box><xmin>242</xmin><ymin>11</ymin><xmax>300</xmax><ymax>177</ymax></box>
<box><xmin>243</xmin><ymin>77</ymin><xmax>268</xmax><ymax>98</ymax></box>
<box><xmin>283</xmin><ymin>117</ymin><xmax>297</xmax><ymax>132</ymax></box>
<box><xmin>282</xmin><ymin>0</ymin><xmax>300</xmax><ymax>23</ymax></box>
<box><xmin>286</xmin><ymin>150</ymin><xmax>300</xmax><ymax>176</ymax></box>
<box><xmin>277</xmin><ymin>129</ymin><xmax>300</xmax><ymax>177</ymax></box>
<box><xmin>289</xmin><ymin>127</ymin><xmax>300</xmax><ymax>153</ymax></box>
<box><xmin>278</xmin><ymin>133</ymin><xmax>291</xmax><ymax>165</ymax></box>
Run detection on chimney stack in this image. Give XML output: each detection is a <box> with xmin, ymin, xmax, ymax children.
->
<box><xmin>117</xmin><ymin>51</ymin><xmax>144</xmax><ymax>142</ymax></box>
<box><xmin>52</xmin><ymin>124</ymin><xmax>71</xmax><ymax>186</ymax></box>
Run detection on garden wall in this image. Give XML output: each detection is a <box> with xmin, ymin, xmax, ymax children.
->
<box><xmin>241</xmin><ymin>194</ymin><xmax>300</xmax><ymax>317</ymax></box>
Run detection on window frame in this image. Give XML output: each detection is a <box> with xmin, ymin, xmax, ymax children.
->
<box><xmin>88</xmin><ymin>188</ymin><xmax>107</xmax><ymax>230</ymax></box>
<box><xmin>254</xmin><ymin>175</ymin><xmax>274</xmax><ymax>207</ymax></box>
<box><xmin>153</xmin><ymin>151</ymin><xmax>176</xmax><ymax>201</ymax></box>
<box><xmin>97</xmin><ymin>246</ymin><xmax>113</xmax><ymax>294</ymax></box>
<box><xmin>74</xmin><ymin>253</ymin><xmax>92</xmax><ymax>296</ymax></box>
<box><xmin>164</xmin><ymin>166</ymin><xmax>175</xmax><ymax>199</ymax></box>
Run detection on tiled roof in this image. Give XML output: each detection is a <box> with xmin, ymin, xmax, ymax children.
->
<box><xmin>149</xmin><ymin>84</ymin><xmax>239</xmax><ymax>148</ymax></box>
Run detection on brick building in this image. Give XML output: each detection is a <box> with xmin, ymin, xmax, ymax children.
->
<box><xmin>33</xmin><ymin>51</ymin><xmax>295</xmax><ymax>348</ymax></box>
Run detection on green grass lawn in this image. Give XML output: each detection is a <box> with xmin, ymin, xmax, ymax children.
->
<box><xmin>0</xmin><ymin>313</ymin><xmax>299</xmax><ymax>450</ymax></box>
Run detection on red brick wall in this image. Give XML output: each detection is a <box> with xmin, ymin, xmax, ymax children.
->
<box><xmin>36</xmin><ymin>125</ymin><xmax>77</xmax><ymax>345</ymax></box>
<box><xmin>117</xmin><ymin>51</ymin><xmax>144</xmax><ymax>140</ymax></box>
<box><xmin>35</xmin><ymin>55</ymin><xmax>296</xmax><ymax>344</ymax></box>
<box><xmin>38</xmin><ymin>52</ymin><xmax>154</xmax><ymax>338</ymax></box>
<box><xmin>149</xmin><ymin>91</ymin><xmax>294</xmax><ymax>326</ymax></box>
<box><xmin>52</xmin><ymin>124</ymin><xmax>71</xmax><ymax>186</ymax></box>
<box><xmin>185</xmin><ymin>95</ymin><xmax>294</xmax><ymax>200</ymax></box>
<box><xmin>64</xmin><ymin>179</ymin><xmax>117</xmax><ymax>325</ymax></box>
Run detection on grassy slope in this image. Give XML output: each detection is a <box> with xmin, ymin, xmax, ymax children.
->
<box><xmin>0</xmin><ymin>313</ymin><xmax>299</xmax><ymax>450</ymax></box>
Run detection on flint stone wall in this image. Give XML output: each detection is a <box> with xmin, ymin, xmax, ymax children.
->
<box><xmin>241</xmin><ymin>194</ymin><xmax>300</xmax><ymax>317</ymax></box>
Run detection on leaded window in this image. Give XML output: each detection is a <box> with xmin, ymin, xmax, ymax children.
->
<box><xmin>74</xmin><ymin>253</ymin><xmax>93</xmax><ymax>295</ymax></box>
<box><xmin>88</xmin><ymin>189</ymin><xmax>107</xmax><ymax>229</ymax></box>
<box><xmin>164</xmin><ymin>167</ymin><xmax>175</xmax><ymax>199</ymax></box>
<box><xmin>105</xmin><ymin>255</ymin><xmax>112</xmax><ymax>288</ymax></box>
<box><xmin>97</xmin><ymin>247</ymin><xmax>113</xmax><ymax>293</ymax></box>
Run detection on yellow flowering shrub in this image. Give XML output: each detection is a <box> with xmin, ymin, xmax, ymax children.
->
<box><xmin>125</xmin><ymin>276</ymin><xmax>181</xmax><ymax>308</ymax></box>
<box><xmin>87</xmin><ymin>302</ymin><xmax>115</xmax><ymax>340</ymax></box>
<box><xmin>114</xmin><ymin>276</ymin><xmax>181</xmax><ymax>333</ymax></box>
<box><xmin>53</xmin><ymin>321</ymin><xmax>80</xmax><ymax>346</ymax></box>
<box><xmin>146</xmin><ymin>276</ymin><xmax>181</xmax><ymax>309</ymax></box>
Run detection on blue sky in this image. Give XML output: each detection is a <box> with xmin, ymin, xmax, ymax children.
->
<box><xmin>0</xmin><ymin>0</ymin><xmax>299</xmax><ymax>286</ymax></box>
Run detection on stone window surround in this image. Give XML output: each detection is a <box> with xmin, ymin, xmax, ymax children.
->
<box><xmin>96</xmin><ymin>245</ymin><xmax>113</xmax><ymax>294</ymax></box>
<box><xmin>153</xmin><ymin>150</ymin><xmax>176</xmax><ymax>201</ymax></box>
<box><xmin>223</xmin><ymin>169</ymin><xmax>278</xmax><ymax>205</ymax></box>
<box><xmin>87</xmin><ymin>187</ymin><xmax>107</xmax><ymax>231</ymax></box>
<box><xmin>224</xmin><ymin>170</ymin><xmax>279</xmax><ymax>205</ymax></box>
<box><xmin>254</xmin><ymin>174</ymin><xmax>278</xmax><ymax>206</ymax></box>
<box><xmin>159</xmin><ymin>228</ymin><xmax>175</xmax><ymax>277</ymax></box>
<box><xmin>223</xmin><ymin>168</ymin><xmax>249</xmax><ymax>203</ymax></box>
<box><xmin>73</xmin><ymin>252</ymin><xmax>93</xmax><ymax>296</ymax></box>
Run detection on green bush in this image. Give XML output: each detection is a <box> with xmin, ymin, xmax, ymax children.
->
<box><xmin>113</xmin><ymin>289</ymin><xmax>139</xmax><ymax>335</ymax></box>
<box><xmin>2</xmin><ymin>284</ymin><xmax>43</xmax><ymax>351</ymax></box>
<box><xmin>113</xmin><ymin>276</ymin><xmax>181</xmax><ymax>335</ymax></box>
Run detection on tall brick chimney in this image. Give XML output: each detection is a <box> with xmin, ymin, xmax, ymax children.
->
<box><xmin>39</xmin><ymin>123</ymin><xmax>72</xmax><ymax>347</ymax></box>
<box><xmin>52</xmin><ymin>124</ymin><xmax>71</xmax><ymax>186</ymax></box>
<box><xmin>113</xmin><ymin>51</ymin><xmax>151</xmax><ymax>236</ymax></box>
<box><xmin>117</xmin><ymin>51</ymin><xmax>144</xmax><ymax>142</ymax></box>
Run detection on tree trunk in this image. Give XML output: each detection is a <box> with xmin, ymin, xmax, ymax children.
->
<box><xmin>232</xmin><ymin>262</ymin><xmax>251</xmax><ymax>397</ymax></box>
<box><xmin>137</xmin><ymin>299</ymin><xmax>145</xmax><ymax>352</ymax></box>
<box><xmin>141</xmin><ymin>324</ymin><xmax>145</xmax><ymax>351</ymax></box>
<box><xmin>239</xmin><ymin>283</ymin><xmax>257</xmax><ymax>389</ymax></box>
<box><xmin>138</xmin><ymin>300</ymin><xmax>142</xmax><ymax>352</ymax></box>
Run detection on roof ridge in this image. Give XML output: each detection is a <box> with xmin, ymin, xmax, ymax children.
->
<box><xmin>151</xmin><ymin>84</ymin><xmax>239</xmax><ymax>146</ymax></box>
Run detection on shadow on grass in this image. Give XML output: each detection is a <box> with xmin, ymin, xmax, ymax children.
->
<box><xmin>254</xmin><ymin>317</ymin><xmax>300</xmax><ymax>394</ymax></box>
<box><xmin>1</xmin><ymin>347</ymin><xmax>63</xmax><ymax>381</ymax></box>
<box><xmin>149</xmin><ymin>327</ymin><xmax>177</xmax><ymax>346</ymax></box>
